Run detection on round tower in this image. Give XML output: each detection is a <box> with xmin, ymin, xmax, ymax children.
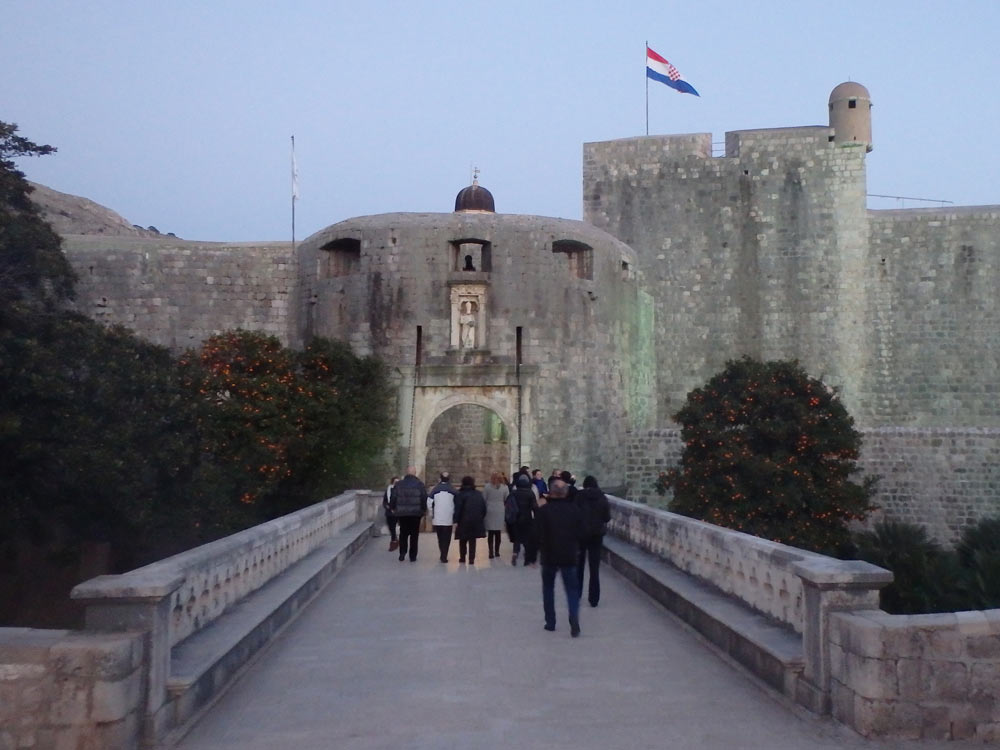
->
<box><xmin>828</xmin><ymin>81</ymin><xmax>872</xmax><ymax>152</ymax></box>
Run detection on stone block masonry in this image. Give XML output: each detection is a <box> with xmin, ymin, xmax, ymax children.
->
<box><xmin>626</xmin><ymin>426</ymin><xmax>1000</xmax><ymax>547</ymax></box>
<box><xmin>864</xmin><ymin>207</ymin><xmax>1000</xmax><ymax>427</ymax></box>
<box><xmin>584</xmin><ymin>129</ymin><xmax>869</xmax><ymax>425</ymax></box>
<box><xmin>857</xmin><ymin>427</ymin><xmax>1000</xmax><ymax>546</ymax></box>
<box><xmin>829</xmin><ymin>608</ymin><xmax>1000</xmax><ymax>741</ymax></box>
<box><xmin>0</xmin><ymin>628</ymin><xmax>146</xmax><ymax>750</ymax></box>
<box><xmin>63</xmin><ymin>235</ymin><xmax>299</xmax><ymax>351</ymax></box>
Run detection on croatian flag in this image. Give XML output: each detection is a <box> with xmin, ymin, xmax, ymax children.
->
<box><xmin>646</xmin><ymin>46</ymin><xmax>699</xmax><ymax>96</ymax></box>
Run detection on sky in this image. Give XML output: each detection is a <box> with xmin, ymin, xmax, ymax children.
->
<box><xmin>3</xmin><ymin>0</ymin><xmax>999</xmax><ymax>242</ymax></box>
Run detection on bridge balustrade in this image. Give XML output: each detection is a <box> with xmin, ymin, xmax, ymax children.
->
<box><xmin>69</xmin><ymin>490</ymin><xmax>380</xmax><ymax>745</ymax></box>
<box><xmin>606</xmin><ymin>496</ymin><xmax>893</xmax><ymax>713</ymax></box>
<box><xmin>4</xmin><ymin>491</ymin><xmax>997</xmax><ymax>745</ymax></box>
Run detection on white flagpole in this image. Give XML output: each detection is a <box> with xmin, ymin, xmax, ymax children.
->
<box><xmin>291</xmin><ymin>135</ymin><xmax>298</xmax><ymax>249</ymax></box>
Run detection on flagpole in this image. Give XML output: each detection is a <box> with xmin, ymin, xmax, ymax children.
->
<box><xmin>645</xmin><ymin>41</ymin><xmax>649</xmax><ymax>136</ymax></box>
<box><xmin>291</xmin><ymin>135</ymin><xmax>296</xmax><ymax>250</ymax></box>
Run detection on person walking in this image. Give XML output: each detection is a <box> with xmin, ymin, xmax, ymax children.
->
<box><xmin>382</xmin><ymin>476</ymin><xmax>399</xmax><ymax>551</ymax></box>
<box><xmin>453</xmin><ymin>476</ymin><xmax>487</xmax><ymax>564</ymax></box>
<box><xmin>559</xmin><ymin>470</ymin><xmax>578</xmax><ymax>500</ymax></box>
<box><xmin>427</xmin><ymin>472</ymin><xmax>456</xmax><ymax>563</ymax></box>
<box><xmin>531</xmin><ymin>469</ymin><xmax>549</xmax><ymax>503</ymax></box>
<box><xmin>536</xmin><ymin>479</ymin><xmax>585</xmax><ymax>636</ymax></box>
<box><xmin>482</xmin><ymin>471</ymin><xmax>507</xmax><ymax>559</ymax></box>
<box><xmin>511</xmin><ymin>474</ymin><xmax>539</xmax><ymax>566</ymax></box>
<box><xmin>575</xmin><ymin>475</ymin><xmax>612</xmax><ymax>607</ymax></box>
<box><xmin>389</xmin><ymin>466</ymin><xmax>427</xmax><ymax>562</ymax></box>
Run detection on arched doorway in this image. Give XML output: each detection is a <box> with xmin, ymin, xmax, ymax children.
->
<box><xmin>424</xmin><ymin>404</ymin><xmax>510</xmax><ymax>485</ymax></box>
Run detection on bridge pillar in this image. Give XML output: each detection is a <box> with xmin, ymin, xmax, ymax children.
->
<box><xmin>792</xmin><ymin>559</ymin><xmax>893</xmax><ymax>714</ymax></box>
<box><xmin>72</xmin><ymin>571</ymin><xmax>184</xmax><ymax>747</ymax></box>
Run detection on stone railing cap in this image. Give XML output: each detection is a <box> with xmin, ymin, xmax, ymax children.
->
<box><xmin>71</xmin><ymin>570</ymin><xmax>185</xmax><ymax>603</ymax></box>
<box><xmin>792</xmin><ymin>558</ymin><xmax>893</xmax><ymax>588</ymax></box>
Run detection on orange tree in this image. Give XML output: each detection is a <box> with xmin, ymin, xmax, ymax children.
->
<box><xmin>656</xmin><ymin>357</ymin><xmax>875</xmax><ymax>555</ymax></box>
<box><xmin>180</xmin><ymin>331</ymin><xmax>394</xmax><ymax>525</ymax></box>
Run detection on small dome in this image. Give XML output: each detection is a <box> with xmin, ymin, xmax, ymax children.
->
<box><xmin>454</xmin><ymin>180</ymin><xmax>495</xmax><ymax>213</ymax></box>
<box><xmin>829</xmin><ymin>81</ymin><xmax>871</xmax><ymax>104</ymax></box>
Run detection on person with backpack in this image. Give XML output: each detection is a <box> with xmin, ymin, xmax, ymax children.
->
<box><xmin>482</xmin><ymin>471</ymin><xmax>507</xmax><ymax>559</ymax></box>
<box><xmin>575</xmin><ymin>475</ymin><xmax>612</xmax><ymax>607</ymax></box>
<box><xmin>509</xmin><ymin>474</ymin><xmax>539</xmax><ymax>566</ymax></box>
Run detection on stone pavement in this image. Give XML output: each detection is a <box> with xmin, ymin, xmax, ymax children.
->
<box><xmin>175</xmin><ymin>535</ymin><xmax>964</xmax><ymax>750</ymax></box>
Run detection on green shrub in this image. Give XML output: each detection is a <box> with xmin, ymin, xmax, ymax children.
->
<box><xmin>852</xmin><ymin>521</ymin><xmax>968</xmax><ymax>614</ymax></box>
<box><xmin>657</xmin><ymin>357</ymin><xmax>875</xmax><ymax>555</ymax></box>
<box><xmin>179</xmin><ymin>331</ymin><xmax>395</xmax><ymax>523</ymax></box>
<box><xmin>956</xmin><ymin>517</ymin><xmax>1000</xmax><ymax>609</ymax></box>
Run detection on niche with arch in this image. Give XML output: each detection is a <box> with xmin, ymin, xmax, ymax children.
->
<box><xmin>552</xmin><ymin>239</ymin><xmax>593</xmax><ymax>280</ymax></box>
<box><xmin>320</xmin><ymin>238</ymin><xmax>361</xmax><ymax>278</ymax></box>
<box><xmin>450</xmin><ymin>239</ymin><xmax>492</xmax><ymax>273</ymax></box>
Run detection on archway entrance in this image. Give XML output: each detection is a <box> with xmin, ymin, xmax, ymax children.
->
<box><xmin>424</xmin><ymin>404</ymin><xmax>510</xmax><ymax>485</ymax></box>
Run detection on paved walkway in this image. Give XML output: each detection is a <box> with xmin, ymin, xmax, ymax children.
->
<box><xmin>176</xmin><ymin>535</ymin><xmax>961</xmax><ymax>750</ymax></box>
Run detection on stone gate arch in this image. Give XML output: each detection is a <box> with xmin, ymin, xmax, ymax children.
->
<box><xmin>410</xmin><ymin>387</ymin><xmax>526</xmax><ymax>482</ymax></box>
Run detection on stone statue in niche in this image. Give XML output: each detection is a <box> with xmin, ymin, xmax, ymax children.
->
<box><xmin>459</xmin><ymin>300</ymin><xmax>477</xmax><ymax>348</ymax></box>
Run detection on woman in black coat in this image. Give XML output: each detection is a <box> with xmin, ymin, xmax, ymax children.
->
<box><xmin>453</xmin><ymin>476</ymin><xmax>487</xmax><ymax>564</ymax></box>
<box><xmin>575</xmin><ymin>475</ymin><xmax>612</xmax><ymax>607</ymax></box>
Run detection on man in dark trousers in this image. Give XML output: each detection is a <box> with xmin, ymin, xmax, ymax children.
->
<box><xmin>390</xmin><ymin>466</ymin><xmax>427</xmax><ymax>562</ymax></box>
<box><xmin>575</xmin><ymin>475</ymin><xmax>612</xmax><ymax>607</ymax></box>
<box><xmin>427</xmin><ymin>472</ymin><xmax>456</xmax><ymax>563</ymax></box>
<box><xmin>536</xmin><ymin>479</ymin><xmax>585</xmax><ymax>637</ymax></box>
<box><xmin>511</xmin><ymin>474</ymin><xmax>539</xmax><ymax>566</ymax></box>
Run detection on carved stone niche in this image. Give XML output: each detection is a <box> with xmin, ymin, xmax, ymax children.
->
<box><xmin>449</xmin><ymin>283</ymin><xmax>487</xmax><ymax>350</ymax></box>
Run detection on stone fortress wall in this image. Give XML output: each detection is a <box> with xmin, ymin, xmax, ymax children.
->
<box><xmin>297</xmin><ymin>212</ymin><xmax>648</xmax><ymax>488</ymax></box>
<box><xmin>865</xmin><ymin>207</ymin><xmax>1000</xmax><ymax>426</ymax></box>
<box><xmin>64</xmin><ymin>235</ymin><xmax>298</xmax><ymax>351</ymax></box>
<box><xmin>585</xmin><ymin>120</ymin><xmax>1000</xmax><ymax>542</ymax></box>
<box><xmin>53</xmin><ymin>82</ymin><xmax>1000</xmax><ymax>540</ymax></box>
<box><xmin>584</xmin><ymin>127</ymin><xmax>870</xmax><ymax>425</ymax></box>
<box><xmin>623</xmin><ymin>426</ymin><xmax>1000</xmax><ymax>547</ymax></box>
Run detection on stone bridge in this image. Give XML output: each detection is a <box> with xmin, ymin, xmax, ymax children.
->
<box><xmin>2</xmin><ymin>492</ymin><xmax>997</xmax><ymax>748</ymax></box>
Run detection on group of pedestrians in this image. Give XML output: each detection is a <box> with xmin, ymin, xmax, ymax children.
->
<box><xmin>381</xmin><ymin>464</ymin><xmax>612</xmax><ymax>638</ymax></box>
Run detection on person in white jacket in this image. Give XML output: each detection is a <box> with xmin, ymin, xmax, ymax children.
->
<box><xmin>427</xmin><ymin>472</ymin><xmax>456</xmax><ymax>563</ymax></box>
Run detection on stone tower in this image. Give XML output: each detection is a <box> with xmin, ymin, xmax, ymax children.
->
<box><xmin>828</xmin><ymin>81</ymin><xmax>873</xmax><ymax>152</ymax></box>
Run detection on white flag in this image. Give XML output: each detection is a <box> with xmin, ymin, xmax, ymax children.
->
<box><xmin>291</xmin><ymin>136</ymin><xmax>299</xmax><ymax>201</ymax></box>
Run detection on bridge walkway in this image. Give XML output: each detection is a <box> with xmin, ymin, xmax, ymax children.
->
<box><xmin>175</xmin><ymin>536</ymin><xmax>949</xmax><ymax>750</ymax></box>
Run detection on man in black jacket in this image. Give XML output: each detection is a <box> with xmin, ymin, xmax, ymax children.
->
<box><xmin>575</xmin><ymin>475</ymin><xmax>612</xmax><ymax>607</ymax></box>
<box><xmin>389</xmin><ymin>466</ymin><xmax>427</xmax><ymax>562</ymax></box>
<box><xmin>510</xmin><ymin>475</ymin><xmax>539</xmax><ymax>566</ymax></box>
<box><xmin>536</xmin><ymin>479</ymin><xmax>585</xmax><ymax>637</ymax></box>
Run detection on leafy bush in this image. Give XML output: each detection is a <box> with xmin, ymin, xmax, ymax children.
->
<box><xmin>955</xmin><ymin>517</ymin><xmax>1000</xmax><ymax>609</ymax></box>
<box><xmin>0</xmin><ymin>310</ymin><xmax>203</xmax><ymax>558</ymax></box>
<box><xmin>179</xmin><ymin>331</ymin><xmax>395</xmax><ymax>522</ymax></box>
<box><xmin>657</xmin><ymin>357</ymin><xmax>875</xmax><ymax>554</ymax></box>
<box><xmin>852</xmin><ymin>521</ymin><xmax>968</xmax><ymax>614</ymax></box>
<box><xmin>1</xmin><ymin>122</ymin><xmax>396</xmax><ymax>626</ymax></box>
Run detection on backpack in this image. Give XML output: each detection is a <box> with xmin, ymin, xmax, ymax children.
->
<box><xmin>504</xmin><ymin>492</ymin><xmax>519</xmax><ymax>526</ymax></box>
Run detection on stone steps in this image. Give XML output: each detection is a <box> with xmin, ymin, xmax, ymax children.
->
<box><xmin>165</xmin><ymin>519</ymin><xmax>374</xmax><ymax>734</ymax></box>
<box><xmin>603</xmin><ymin>535</ymin><xmax>805</xmax><ymax>699</ymax></box>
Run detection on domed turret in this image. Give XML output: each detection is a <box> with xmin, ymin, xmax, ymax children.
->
<box><xmin>829</xmin><ymin>81</ymin><xmax>872</xmax><ymax>152</ymax></box>
<box><xmin>454</xmin><ymin>177</ymin><xmax>495</xmax><ymax>213</ymax></box>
